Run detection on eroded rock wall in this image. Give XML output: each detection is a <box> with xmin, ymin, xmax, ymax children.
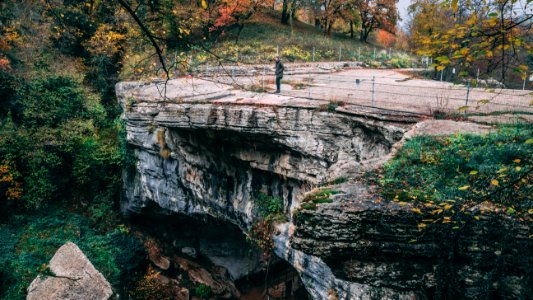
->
<box><xmin>118</xmin><ymin>79</ymin><xmax>409</xmax><ymax>231</ymax></box>
<box><xmin>118</xmin><ymin>78</ymin><xmax>531</xmax><ymax>300</ymax></box>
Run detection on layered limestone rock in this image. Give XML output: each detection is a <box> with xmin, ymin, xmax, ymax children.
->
<box><xmin>27</xmin><ymin>242</ymin><xmax>112</xmax><ymax>300</ymax></box>
<box><xmin>117</xmin><ymin>78</ymin><xmax>415</xmax><ymax>231</ymax></box>
<box><xmin>118</xmin><ymin>78</ymin><xmax>530</xmax><ymax>299</ymax></box>
<box><xmin>280</xmin><ymin>182</ymin><xmax>532</xmax><ymax>299</ymax></box>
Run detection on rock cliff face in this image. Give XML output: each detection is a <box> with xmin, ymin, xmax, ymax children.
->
<box><xmin>117</xmin><ymin>78</ymin><xmax>413</xmax><ymax>230</ymax></box>
<box><xmin>117</xmin><ymin>78</ymin><xmax>531</xmax><ymax>299</ymax></box>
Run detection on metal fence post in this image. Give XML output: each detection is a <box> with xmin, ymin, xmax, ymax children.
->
<box><xmin>465</xmin><ymin>81</ymin><xmax>471</xmax><ymax>117</ymax></box>
<box><xmin>308</xmin><ymin>72</ymin><xmax>311</xmax><ymax>98</ymax></box>
<box><xmin>358</xmin><ymin>47</ymin><xmax>361</xmax><ymax>61</ymax></box>
<box><xmin>373</xmin><ymin>48</ymin><xmax>376</xmax><ymax>60</ymax></box>
<box><xmin>371</xmin><ymin>76</ymin><xmax>375</xmax><ymax>107</ymax></box>
<box><xmin>262</xmin><ymin>65</ymin><xmax>266</xmax><ymax>90</ymax></box>
<box><xmin>312</xmin><ymin>47</ymin><xmax>315</xmax><ymax>62</ymax></box>
<box><xmin>339</xmin><ymin>46</ymin><xmax>342</xmax><ymax>61</ymax></box>
<box><xmin>523</xmin><ymin>77</ymin><xmax>527</xmax><ymax>91</ymax></box>
<box><xmin>440</xmin><ymin>69</ymin><xmax>444</xmax><ymax>81</ymax></box>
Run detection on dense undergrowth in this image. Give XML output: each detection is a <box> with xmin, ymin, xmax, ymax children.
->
<box><xmin>374</xmin><ymin>125</ymin><xmax>532</xmax><ymax>213</ymax></box>
<box><xmin>0</xmin><ymin>208</ymin><xmax>145</xmax><ymax>300</ymax></box>
<box><xmin>0</xmin><ymin>1</ymin><xmax>143</xmax><ymax>298</ymax></box>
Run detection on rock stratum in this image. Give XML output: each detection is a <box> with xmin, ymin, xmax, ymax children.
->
<box><xmin>117</xmin><ymin>78</ymin><xmax>531</xmax><ymax>299</ymax></box>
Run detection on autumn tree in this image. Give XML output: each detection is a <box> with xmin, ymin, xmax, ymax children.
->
<box><xmin>355</xmin><ymin>0</ymin><xmax>398</xmax><ymax>42</ymax></box>
<box><xmin>210</xmin><ymin>0</ymin><xmax>274</xmax><ymax>41</ymax></box>
<box><xmin>409</xmin><ymin>0</ymin><xmax>533</xmax><ymax>84</ymax></box>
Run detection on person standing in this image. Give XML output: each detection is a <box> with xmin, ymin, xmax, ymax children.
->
<box><xmin>274</xmin><ymin>56</ymin><xmax>284</xmax><ymax>93</ymax></box>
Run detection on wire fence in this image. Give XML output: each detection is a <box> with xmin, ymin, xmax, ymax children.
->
<box><xmin>188</xmin><ymin>45</ymin><xmax>420</xmax><ymax>66</ymax></box>
<box><xmin>189</xmin><ymin>62</ymin><xmax>533</xmax><ymax>119</ymax></box>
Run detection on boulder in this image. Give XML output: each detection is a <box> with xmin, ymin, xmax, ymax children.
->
<box><xmin>27</xmin><ymin>242</ymin><xmax>113</xmax><ymax>300</ymax></box>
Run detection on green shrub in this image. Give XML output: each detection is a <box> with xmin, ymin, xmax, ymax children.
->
<box><xmin>0</xmin><ymin>210</ymin><xmax>145</xmax><ymax>300</ymax></box>
<box><xmin>194</xmin><ymin>284</ymin><xmax>212</xmax><ymax>299</ymax></box>
<box><xmin>257</xmin><ymin>193</ymin><xmax>284</xmax><ymax>218</ymax></box>
<box><xmin>375</xmin><ymin>126</ymin><xmax>532</xmax><ymax>210</ymax></box>
<box><xmin>15</xmin><ymin>76</ymin><xmax>89</xmax><ymax>128</ymax></box>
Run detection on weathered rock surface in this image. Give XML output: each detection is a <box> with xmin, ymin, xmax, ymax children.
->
<box><xmin>283</xmin><ymin>182</ymin><xmax>532</xmax><ymax>299</ymax></box>
<box><xmin>118</xmin><ymin>78</ymin><xmax>531</xmax><ymax>299</ymax></box>
<box><xmin>117</xmin><ymin>78</ymin><xmax>415</xmax><ymax>231</ymax></box>
<box><xmin>27</xmin><ymin>242</ymin><xmax>113</xmax><ymax>300</ymax></box>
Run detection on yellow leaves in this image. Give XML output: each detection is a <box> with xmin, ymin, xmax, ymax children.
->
<box><xmin>178</xmin><ymin>27</ymin><xmax>191</xmax><ymax>35</ymax></box>
<box><xmin>469</xmin><ymin>170</ymin><xmax>478</xmax><ymax>175</ymax></box>
<box><xmin>201</xmin><ymin>0</ymin><xmax>208</xmax><ymax>9</ymax></box>
<box><xmin>436</xmin><ymin>65</ymin><xmax>446</xmax><ymax>71</ymax></box>
<box><xmin>491</xmin><ymin>179</ymin><xmax>499</xmax><ymax>186</ymax></box>
<box><xmin>451</xmin><ymin>0</ymin><xmax>459</xmax><ymax>12</ymax></box>
<box><xmin>412</xmin><ymin>208</ymin><xmax>423</xmax><ymax>214</ymax></box>
<box><xmin>442</xmin><ymin>216</ymin><xmax>451</xmax><ymax>224</ymax></box>
<box><xmin>525</xmin><ymin>139</ymin><xmax>533</xmax><ymax>144</ymax></box>
<box><xmin>496</xmin><ymin>167</ymin><xmax>508</xmax><ymax>173</ymax></box>
<box><xmin>458</xmin><ymin>185</ymin><xmax>470</xmax><ymax>190</ymax></box>
<box><xmin>83</xmin><ymin>24</ymin><xmax>126</xmax><ymax>57</ymax></box>
<box><xmin>459</xmin><ymin>47</ymin><xmax>470</xmax><ymax>56</ymax></box>
<box><xmin>431</xmin><ymin>208</ymin><xmax>443</xmax><ymax>215</ymax></box>
<box><xmin>443</xmin><ymin>204</ymin><xmax>453</xmax><ymax>210</ymax></box>
<box><xmin>514</xmin><ymin>159</ymin><xmax>521</xmax><ymax>164</ymax></box>
<box><xmin>515</xmin><ymin>166</ymin><xmax>522</xmax><ymax>171</ymax></box>
<box><xmin>418</xmin><ymin>223</ymin><xmax>427</xmax><ymax>229</ymax></box>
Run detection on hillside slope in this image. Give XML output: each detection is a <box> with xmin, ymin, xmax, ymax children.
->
<box><xmin>198</xmin><ymin>11</ymin><xmax>417</xmax><ymax>67</ymax></box>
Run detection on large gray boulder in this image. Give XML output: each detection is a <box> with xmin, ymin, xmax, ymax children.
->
<box><xmin>27</xmin><ymin>242</ymin><xmax>113</xmax><ymax>300</ymax></box>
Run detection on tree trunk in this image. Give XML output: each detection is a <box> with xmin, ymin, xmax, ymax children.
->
<box><xmin>315</xmin><ymin>18</ymin><xmax>321</xmax><ymax>28</ymax></box>
<box><xmin>289</xmin><ymin>9</ymin><xmax>294</xmax><ymax>36</ymax></box>
<box><xmin>281</xmin><ymin>0</ymin><xmax>289</xmax><ymax>24</ymax></box>
<box><xmin>235</xmin><ymin>23</ymin><xmax>245</xmax><ymax>44</ymax></box>
<box><xmin>350</xmin><ymin>21</ymin><xmax>354</xmax><ymax>38</ymax></box>
<box><xmin>360</xmin><ymin>27</ymin><xmax>369</xmax><ymax>42</ymax></box>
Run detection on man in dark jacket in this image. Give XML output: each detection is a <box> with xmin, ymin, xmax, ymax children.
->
<box><xmin>274</xmin><ymin>56</ymin><xmax>284</xmax><ymax>93</ymax></box>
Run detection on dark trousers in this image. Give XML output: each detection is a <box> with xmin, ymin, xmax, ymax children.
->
<box><xmin>276</xmin><ymin>76</ymin><xmax>282</xmax><ymax>92</ymax></box>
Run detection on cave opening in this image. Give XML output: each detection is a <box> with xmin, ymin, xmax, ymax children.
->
<box><xmin>128</xmin><ymin>205</ymin><xmax>309</xmax><ymax>299</ymax></box>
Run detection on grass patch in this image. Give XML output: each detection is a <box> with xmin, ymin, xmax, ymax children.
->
<box><xmin>317</xmin><ymin>100</ymin><xmax>345</xmax><ymax>112</ymax></box>
<box><xmin>190</xmin><ymin>12</ymin><xmax>418</xmax><ymax>67</ymax></box>
<box><xmin>373</xmin><ymin>125</ymin><xmax>532</xmax><ymax>211</ymax></box>
<box><xmin>302</xmin><ymin>188</ymin><xmax>341</xmax><ymax>206</ymax></box>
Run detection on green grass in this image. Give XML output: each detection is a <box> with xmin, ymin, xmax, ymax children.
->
<box><xmin>373</xmin><ymin>125</ymin><xmax>532</xmax><ymax>211</ymax></box>
<box><xmin>302</xmin><ymin>188</ymin><xmax>341</xmax><ymax>206</ymax></box>
<box><xmin>191</xmin><ymin>12</ymin><xmax>418</xmax><ymax>67</ymax></box>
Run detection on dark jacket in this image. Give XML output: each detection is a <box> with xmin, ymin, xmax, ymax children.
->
<box><xmin>275</xmin><ymin>61</ymin><xmax>284</xmax><ymax>78</ymax></box>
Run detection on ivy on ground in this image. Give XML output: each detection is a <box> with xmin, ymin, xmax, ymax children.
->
<box><xmin>370</xmin><ymin>125</ymin><xmax>532</xmax><ymax>232</ymax></box>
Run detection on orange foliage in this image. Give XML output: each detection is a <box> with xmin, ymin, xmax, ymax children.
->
<box><xmin>376</xmin><ymin>29</ymin><xmax>396</xmax><ymax>48</ymax></box>
<box><xmin>0</xmin><ymin>58</ymin><xmax>11</xmax><ymax>71</ymax></box>
<box><xmin>0</xmin><ymin>162</ymin><xmax>22</xmax><ymax>201</ymax></box>
<box><xmin>212</xmin><ymin>0</ymin><xmax>274</xmax><ymax>30</ymax></box>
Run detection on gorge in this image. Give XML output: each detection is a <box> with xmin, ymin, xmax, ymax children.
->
<box><xmin>117</xmin><ymin>78</ymin><xmax>531</xmax><ymax>299</ymax></box>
